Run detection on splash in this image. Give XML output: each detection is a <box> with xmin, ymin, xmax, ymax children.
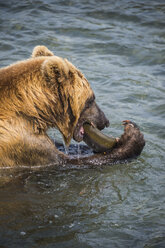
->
<box><xmin>77</xmin><ymin>143</ymin><xmax>81</xmax><ymax>159</ymax></box>
<box><xmin>62</xmin><ymin>140</ymin><xmax>69</xmax><ymax>155</ymax></box>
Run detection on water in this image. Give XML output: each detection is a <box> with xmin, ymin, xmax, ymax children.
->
<box><xmin>0</xmin><ymin>0</ymin><xmax>165</xmax><ymax>247</ymax></box>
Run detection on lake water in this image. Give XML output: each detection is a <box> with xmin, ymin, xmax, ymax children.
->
<box><xmin>0</xmin><ymin>0</ymin><xmax>165</xmax><ymax>247</ymax></box>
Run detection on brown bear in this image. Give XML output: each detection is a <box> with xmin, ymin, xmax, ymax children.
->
<box><xmin>0</xmin><ymin>46</ymin><xmax>109</xmax><ymax>167</ymax></box>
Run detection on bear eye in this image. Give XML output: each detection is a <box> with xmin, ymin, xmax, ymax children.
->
<box><xmin>82</xmin><ymin>94</ymin><xmax>95</xmax><ymax>112</ymax></box>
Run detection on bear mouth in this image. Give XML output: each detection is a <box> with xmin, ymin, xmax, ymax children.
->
<box><xmin>73</xmin><ymin>121</ymin><xmax>86</xmax><ymax>142</ymax></box>
<box><xmin>73</xmin><ymin>121</ymin><xmax>103</xmax><ymax>143</ymax></box>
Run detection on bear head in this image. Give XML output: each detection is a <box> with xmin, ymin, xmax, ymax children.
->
<box><xmin>32</xmin><ymin>46</ymin><xmax>109</xmax><ymax>145</ymax></box>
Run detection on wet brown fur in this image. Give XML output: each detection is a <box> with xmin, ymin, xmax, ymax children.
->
<box><xmin>0</xmin><ymin>46</ymin><xmax>94</xmax><ymax>166</ymax></box>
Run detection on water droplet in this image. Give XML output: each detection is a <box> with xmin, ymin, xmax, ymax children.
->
<box><xmin>63</xmin><ymin>140</ymin><xmax>69</xmax><ymax>154</ymax></box>
<box><xmin>77</xmin><ymin>143</ymin><xmax>81</xmax><ymax>159</ymax></box>
<box><xmin>69</xmin><ymin>223</ymin><xmax>74</xmax><ymax>228</ymax></box>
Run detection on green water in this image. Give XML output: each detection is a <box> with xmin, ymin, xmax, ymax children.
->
<box><xmin>0</xmin><ymin>0</ymin><xmax>165</xmax><ymax>247</ymax></box>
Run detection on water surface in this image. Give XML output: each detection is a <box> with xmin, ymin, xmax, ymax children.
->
<box><xmin>0</xmin><ymin>0</ymin><xmax>165</xmax><ymax>247</ymax></box>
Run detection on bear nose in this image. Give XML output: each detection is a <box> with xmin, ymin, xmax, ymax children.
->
<box><xmin>97</xmin><ymin>117</ymin><xmax>109</xmax><ymax>130</ymax></box>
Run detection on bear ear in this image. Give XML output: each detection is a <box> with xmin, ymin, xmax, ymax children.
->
<box><xmin>32</xmin><ymin>45</ymin><xmax>54</xmax><ymax>58</ymax></box>
<box><xmin>42</xmin><ymin>57</ymin><xmax>70</xmax><ymax>84</ymax></box>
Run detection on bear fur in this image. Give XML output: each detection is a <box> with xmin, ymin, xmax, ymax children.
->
<box><xmin>0</xmin><ymin>46</ymin><xmax>109</xmax><ymax>167</ymax></box>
